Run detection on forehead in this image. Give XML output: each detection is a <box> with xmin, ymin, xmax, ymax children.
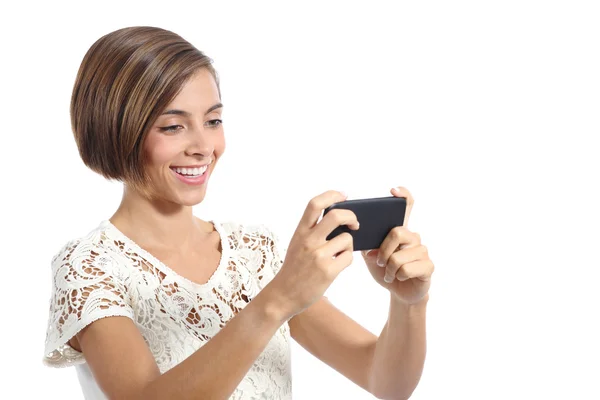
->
<box><xmin>167</xmin><ymin>69</ymin><xmax>220</xmax><ymax>109</ymax></box>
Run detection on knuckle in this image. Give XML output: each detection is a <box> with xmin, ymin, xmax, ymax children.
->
<box><xmin>329</xmin><ymin>209</ymin><xmax>342</xmax><ymax>222</ymax></box>
<box><xmin>340</xmin><ymin>232</ymin><xmax>354</xmax><ymax>245</ymax></box>
<box><xmin>391</xmin><ymin>227</ymin><xmax>403</xmax><ymax>240</ymax></box>
<box><xmin>302</xmin><ymin>240</ymin><xmax>312</xmax><ymax>252</ymax></box>
<box><xmin>308</xmin><ymin>198</ymin><xmax>320</xmax><ymax>212</ymax></box>
<box><xmin>313</xmin><ymin>248</ymin><xmax>327</xmax><ymax>261</ymax></box>
<box><xmin>421</xmin><ymin>244</ymin><xmax>428</xmax><ymax>256</ymax></box>
<box><xmin>393</xmin><ymin>266</ymin><xmax>404</xmax><ymax>277</ymax></box>
<box><xmin>414</xmin><ymin>232</ymin><xmax>422</xmax><ymax>243</ymax></box>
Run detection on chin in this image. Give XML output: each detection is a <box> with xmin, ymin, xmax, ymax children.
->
<box><xmin>176</xmin><ymin>190</ymin><xmax>208</xmax><ymax>207</ymax></box>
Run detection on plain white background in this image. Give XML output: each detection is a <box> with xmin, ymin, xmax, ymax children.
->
<box><xmin>1</xmin><ymin>0</ymin><xmax>599</xmax><ymax>398</ymax></box>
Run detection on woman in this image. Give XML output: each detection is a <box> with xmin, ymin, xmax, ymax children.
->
<box><xmin>43</xmin><ymin>26</ymin><xmax>434</xmax><ymax>400</ymax></box>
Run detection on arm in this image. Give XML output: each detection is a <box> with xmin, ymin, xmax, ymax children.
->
<box><xmin>368</xmin><ymin>293</ymin><xmax>428</xmax><ymax>400</ymax></box>
<box><xmin>77</xmin><ymin>284</ymin><xmax>288</xmax><ymax>400</ymax></box>
<box><xmin>288</xmin><ymin>296</ymin><xmax>377</xmax><ymax>392</ymax></box>
<box><xmin>289</xmin><ymin>294</ymin><xmax>428</xmax><ymax>400</ymax></box>
<box><xmin>69</xmin><ymin>190</ymin><xmax>360</xmax><ymax>399</ymax></box>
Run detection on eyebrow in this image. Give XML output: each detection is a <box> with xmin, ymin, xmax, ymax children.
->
<box><xmin>160</xmin><ymin>102</ymin><xmax>223</xmax><ymax>117</ymax></box>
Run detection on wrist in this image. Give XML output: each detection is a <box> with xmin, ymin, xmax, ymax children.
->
<box><xmin>257</xmin><ymin>282</ymin><xmax>295</xmax><ymax>324</ymax></box>
<box><xmin>392</xmin><ymin>292</ymin><xmax>430</xmax><ymax>308</ymax></box>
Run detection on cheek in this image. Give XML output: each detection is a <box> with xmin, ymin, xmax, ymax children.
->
<box><xmin>144</xmin><ymin>134</ymin><xmax>179</xmax><ymax>167</ymax></box>
<box><xmin>215</xmin><ymin>133</ymin><xmax>226</xmax><ymax>156</ymax></box>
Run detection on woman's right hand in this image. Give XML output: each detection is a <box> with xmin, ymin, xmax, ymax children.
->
<box><xmin>266</xmin><ymin>190</ymin><xmax>359</xmax><ymax>320</ymax></box>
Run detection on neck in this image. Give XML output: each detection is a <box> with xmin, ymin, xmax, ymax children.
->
<box><xmin>109</xmin><ymin>184</ymin><xmax>210</xmax><ymax>249</ymax></box>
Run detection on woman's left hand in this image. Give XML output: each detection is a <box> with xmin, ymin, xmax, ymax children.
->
<box><xmin>361</xmin><ymin>186</ymin><xmax>434</xmax><ymax>305</ymax></box>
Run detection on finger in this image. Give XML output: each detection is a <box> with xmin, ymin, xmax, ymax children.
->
<box><xmin>383</xmin><ymin>245</ymin><xmax>427</xmax><ymax>282</ymax></box>
<box><xmin>361</xmin><ymin>249</ymin><xmax>379</xmax><ymax>258</ymax></box>
<box><xmin>395</xmin><ymin>259</ymin><xmax>434</xmax><ymax>282</ymax></box>
<box><xmin>298</xmin><ymin>190</ymin><xmax>348</xmax><ymax>230</ymax></box>
<box><xmin>319</xmin><ymin>231</ymin><xmax>354</xmax><ymax>257</ymax></box>
<box><xmin>390</xmin><ymin>186</ymin><xmax>414</xmax><ymax>226</ymax></box>
<box><xmin>394</xmin><ymin>266</ymin><xmax>410</xmax><ymax>282</ymax></box>
<box><xmin>314</xmin><ymin>208</ymin><xmax>359</xmax><ymax>241</ymax></box>
<box><xmin>384</xmin><ymin>245</ymin><xmax>429</xmax><ymax>281</ymax></box>
<box><xmin>317</xmin><ymin>233</ymin><xmax>354</xmax><ymax>277</ymax></box>
<box><xmin>376</xmin><ymin>227</ymin><xmax>418</xmax><ymax>268</ymax></box>
<box><xmin>329</xmin><ymin>249</ymin><xmax>354</xmax><ymax>277</ymax></box>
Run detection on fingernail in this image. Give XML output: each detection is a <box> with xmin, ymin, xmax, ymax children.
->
<box><xmin>384</xmin><ymin>275</ymin><xmax>394</xmax><ymax>283</ymax></box>
<box><xmin>377</xmin><ymin>258</ymin><xmax>385</xmax><ymax>267</ymax></box>
<box><xmin>365</xmin><ymin>249</ymin><xmax>373</xmax><ymax>256</ymax></box>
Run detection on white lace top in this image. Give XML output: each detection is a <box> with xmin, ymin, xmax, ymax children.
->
<box><xmin>43</xmin><ymin>219</ymin><xmax>292</xmax><ymax>400</ymax></box>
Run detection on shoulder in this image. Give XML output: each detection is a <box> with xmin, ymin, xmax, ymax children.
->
<box><xmin>50</xmin><ymin>221</ymin><xmax>124</xmax><ymax>280</ymax></box>
<box><xmin>44</xmin><ymin>221</ymin><xmax>136</xmax><ymax>366</ymax></box>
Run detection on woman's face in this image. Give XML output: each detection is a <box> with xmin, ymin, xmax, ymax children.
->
<box><xmin>141</xmin><ymin>68</ymin><xmax>225</xmax><ymax>206</ymax></box>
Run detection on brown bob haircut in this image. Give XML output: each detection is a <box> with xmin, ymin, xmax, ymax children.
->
<box><xmin>70</xmin><ymin>26</ymin><xmax>221</xmax><ymax>197</ymax></box>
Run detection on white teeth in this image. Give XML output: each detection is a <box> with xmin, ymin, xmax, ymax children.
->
<box><xmin>173</xmin><ymin>165</ymin><xmax>208</xmax><ymax>177</ymax></box>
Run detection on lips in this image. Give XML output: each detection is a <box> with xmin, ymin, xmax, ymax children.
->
<box><xmin>170</xmin><ymin>166</ymin><xmax>209</xmax><ymax>185</ymax></box>
<box><xmin>170</xmin><ymin>165</ymin><xmax>208</xmax><ymax>177</ymax></box>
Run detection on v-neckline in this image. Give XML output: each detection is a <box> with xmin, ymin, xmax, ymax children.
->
<box><xmin>101</xmin><ymin>218</ymin><xmax>230</xmax><ymax>290</ymax></box>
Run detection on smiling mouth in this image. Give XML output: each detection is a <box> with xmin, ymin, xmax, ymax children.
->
<box><xmin>170</xmin><ymin>165</ymin><xmax>209</xmax><ymax>177</ymax></box>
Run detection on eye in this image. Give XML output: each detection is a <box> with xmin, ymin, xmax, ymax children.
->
<box><xmin>206</xmin><ymin>119</ymin><xmax>223</xmax><ymax>128</ymax></box>
<box><xmin>159</xmin><ymin>125</ymin><xmax>184</xmax><ymax>133</ymax></box>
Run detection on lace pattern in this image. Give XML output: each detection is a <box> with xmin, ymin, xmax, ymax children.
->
<box><xmin>43</xmin><ymin>220</ymin><xmax>292</xmax><ymax>399</ymax></box>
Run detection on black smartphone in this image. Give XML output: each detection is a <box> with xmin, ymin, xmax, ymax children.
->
<box><xmin>323</xmin><ymin>196</ymin><xmax>407</xmax><ymax>251</ymax></box>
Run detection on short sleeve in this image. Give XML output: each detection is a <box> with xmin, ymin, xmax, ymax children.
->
<box><xmin>43</xmin><ymin>240</ymin><xmax>135</xmax><ymax>368</ymax></box>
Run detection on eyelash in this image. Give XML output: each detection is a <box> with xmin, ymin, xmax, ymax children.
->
<box><xmin>160</xmin><ymin>119</ymin><xmax>223</xmax><ymax>133</ymax></box>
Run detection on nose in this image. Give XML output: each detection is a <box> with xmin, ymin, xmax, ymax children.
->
<box><xmin>184</xmin><ymin>126</ymin><xmax>214</xmax><ymax>158</ymax></box>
